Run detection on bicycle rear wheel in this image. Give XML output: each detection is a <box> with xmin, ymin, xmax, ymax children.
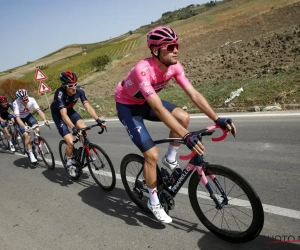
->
<box><xmin>58</xmin><ymin>140</ymin><xmax>80</xmax><ymax>180</ymax></box>
<box><xmin>120</xmin><ymin>153</ymin><xmax>151</xmax><ymax>213</ymax></box>
<box><xmin>86</xmin><ymin>143</ymin><xmax>116</xmax><ymax>191</ymax></box>
<box><xmin>188</xmin><ymin>164</ymin><xmax>264</xmax><ymax>243</ymax></box>
<box><xmin>38</xmin><ymin>136</ymin><xmax>55</xmax><ymax>170</ymax></box>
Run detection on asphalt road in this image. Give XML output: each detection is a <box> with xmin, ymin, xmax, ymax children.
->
<box><xmin>0</xmin><ymin>111</ymin><xmax>299</xmax><ymax>250</ymax></box>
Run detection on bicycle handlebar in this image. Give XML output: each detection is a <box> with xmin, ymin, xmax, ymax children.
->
<box><xmin>73</xmin><ymin>124</ymin><xmax>107</xmax><ymax>143</ymax></box>
<box><xmin>179</xmin><ymin>125</ymin><xmax>229</xmax><ymax>160</ymax></box>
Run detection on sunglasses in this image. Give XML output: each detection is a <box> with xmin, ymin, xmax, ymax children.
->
<box><xmin>157</xmin><ymin>43</ymin><xmax>179</xmax><ymax>52</ymax></box>
<box><xmin>66</xmin><ymin>83</ymin><xmax>77</xmax><ymax>88</ymax></box>
<box><xmin>23</xmin><ymin>98</ymin><xmax>29</xmax><ymax>102</ymax></box>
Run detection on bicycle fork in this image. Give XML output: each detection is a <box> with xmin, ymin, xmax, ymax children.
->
<box><xmin>194</xmin><ymin>154</ymin><xmax>228</xmax><ymax>210</ymax></box>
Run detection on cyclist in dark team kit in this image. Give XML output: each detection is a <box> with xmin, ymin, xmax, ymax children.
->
<box><xmin>51</xmin><ymin>71</ymin><xmax>106</xmax><ymax>177</ymax></box>
<box><xmin>0</xmin><ymin>96</ymin><xmax>15</xmax><ymax>152</ymax></box>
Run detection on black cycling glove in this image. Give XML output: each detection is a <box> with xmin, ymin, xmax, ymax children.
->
<box><xmin>214</xmin><ymin>117</ymin><xmax>233</xmax><ymax>130</ymax></box>
<box><xmin>183</xmin><ymin>133</ymin><xmax>199</xmax><ymax>150</ymax></box>
<box><xmin>96</xmin><ymin>118</ymin><xmax>106</xmax><ymax>126</ymax></box>
<box><xmin>72</xmin><ymin>127</ymin><xmax>80</xmax><ymax>136</ymax></box>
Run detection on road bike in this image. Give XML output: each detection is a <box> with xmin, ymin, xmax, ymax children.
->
<box><xmin>25</xmin><ymin>124</ymin><xmax>55</xmax><ymax>170</ymax></box>
<box><xmin>0</xmin><ymin>119</ymin><xmax>25</xmax><ymax>154</ymax></box>
<box><xmin>120</xmin><ymin>125</ymin><xmax>264</xmax><ymax>243</ymax></box>
<box><xmin>58</xmin><ymin>124</ymin><xmax>116</xmax><ymax>191</ymax></box>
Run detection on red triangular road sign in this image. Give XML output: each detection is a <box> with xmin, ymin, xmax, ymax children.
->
<box><xmin>34</xmin><ymin>68</ymin><xmax>48</xmax><ymax>81</ymax></box>
<box><xmin>38</xmin><ymin>81</ymin><xmax>51</xmax><ymax>94</ymax></box>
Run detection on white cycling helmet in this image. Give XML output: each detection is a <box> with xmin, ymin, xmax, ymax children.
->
<box><xmin>16</xmin><ymin>89</ymin><xmax>29</xmax><ymax>100</ymax></box>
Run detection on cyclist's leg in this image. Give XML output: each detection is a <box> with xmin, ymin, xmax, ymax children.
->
<box><xmin>52</xmin><ymin>110</ymin><xmax>75</xmax><ymax>175</ymax></box>
<box><xmin>26</xmin><ymin>113</ymin><xmax>40</xmax><ymax>134</ymax></box>
<box><xmin>147</xmin><ymin>100</ymin><xmax>189</xmax><ymax>167</ymax></box>
<box><xmin>117</xmin><ymin>102</ymin><xmax>172</xmax><ymax>223</ymax></box>
<box><xmin>69</xmin><ymin>109</ymin><xmax>85</xmax><ymax>140</ymax></box>
<box><xmin>52</xmin><ymin>110</ymin><xmax>74</xmax><ymax>158</ymax></box>
<box><xmin>1</xmin><ymin>121</ymin><xmax>10</xmax><ymax>141</ymax></box>
<box><xmin>1</xmin><ymin>113</ymin><xmax>11</xmax><ymax>141</ymax></box>
<box><xmin>16</xmin><ymin>117</ymin><xmax>31</xmax><ymax>150</ymax></box>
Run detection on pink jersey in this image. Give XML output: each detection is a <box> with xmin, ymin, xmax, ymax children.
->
<box><xmin>114</xmin><ymin>57</ymin><xmax>190</xmax><ymax>105</ymax></box>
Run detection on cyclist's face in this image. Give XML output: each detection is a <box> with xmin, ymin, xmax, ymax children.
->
<box><xmin>0</xmin><ymin>102</ymin><xmax>7</xmax><ymax>107</ymax></box>
<box><xmin>66</xmin><ymin>84</ymin><xmax>77</xmax><ymax>95</ymax></box>
<box><xmin>154</xmin><ymin>42</ymin><xmax>179</xmax><ymax>66</ymax></box>
<box><xmin>21</xmin><ymin>99</ymin><xmax>29</xmax><ymax>105</ymax></box>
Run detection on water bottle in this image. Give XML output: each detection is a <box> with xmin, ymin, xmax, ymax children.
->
<box><xmin>75</xmin><ymin>147</ymin><xmax>82</xmax><ymax>162</ymax></box>
<box><xmin>170</xmin><ymin>168</ymin><xmax>183</xmax><ymax>184</ymax></box>
<box><xmin>79</xmin><ymin>147</ymin><xmax>85</xmax><ymax>164</ymax></box>
<box><xmin>34</xmin><ymin>138</ymin><xmax>39</xmax><ymax>146</ymax></box>
<box><xmin>160</xmin><ymin>167</ymin><xmax>171</xmax><ymax>187</ymax></box>
<box><xmin>75</xmin><ymin>147</ymin><xmax>84</xmax><ymax>163</ymax></box>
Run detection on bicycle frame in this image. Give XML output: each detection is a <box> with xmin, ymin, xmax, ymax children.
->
<box><xmin>154</xmin><ymin>125</ymin><xmax>229</xmax><ymax>209</ymax></box>
<box><xmin>72</xmin><ymin>124</ymin><xmax>106</xmax><ymax>167</ymax></box>
<box><xmin>27</xmin><ymin>124</ymin><xmax>49</xmax><ymax>153</ymax></box>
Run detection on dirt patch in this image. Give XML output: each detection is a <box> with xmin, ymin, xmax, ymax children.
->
<box><xmin>183</xmin><ymin>24</ymin><xmax>300</xmax><ymax>83</ymax></box>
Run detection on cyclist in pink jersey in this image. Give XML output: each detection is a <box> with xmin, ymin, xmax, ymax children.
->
<box><xmin>115</xmin><ymin>26</ymin><xmax>236</xmax><ymax>223</ymax></box>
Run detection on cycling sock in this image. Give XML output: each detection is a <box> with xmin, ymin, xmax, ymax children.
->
<box><xmin>166</xmin><ymin>145</ymin><xmax>179</xmax><ymax>162</ymax></box>
<box><xmin>66</xmin><ymin>156</ymin><xmax>72</xmax><ymax>165</ymax></box>
<box><xmin>148</xmin><ymin>187</ymin><xmax>160</xmax><ymax>205</ymax></box>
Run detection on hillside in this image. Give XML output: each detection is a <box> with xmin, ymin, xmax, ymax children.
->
<box><xmin>1</xmin><ymin>0</ymin><xmax>299</xmax><ymax>117</ymax></box>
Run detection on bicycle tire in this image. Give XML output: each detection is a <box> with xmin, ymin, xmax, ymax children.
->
<box><xmin>86</xmin><ymin>143</ymin><xmax>116</xmax><ymax>191</ymax></box>
<box><xmin>38</xmin><ymin>136</ymin><xmax>55</xmax><ymax>170</ymax></box>
<box><xmin>120</xmin><ymin>153</ymin><xmax>151</xmax><ymax>213</ymax></box>
<box><xmin>188</xmin><ymin>164</ymin><xmax>264</xmax><ymax>243</ymax></box>
<box><xmin>58</xmin><ymin>140</ymin><xmax>80</xmax><ymax>180</ymax></box>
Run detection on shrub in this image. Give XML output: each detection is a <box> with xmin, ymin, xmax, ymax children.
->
<box><xmin>0</xmin><ymin>79</ymin><xmax>37</xmax><ymax>102</ymax></box>
<box><xmin>91</xmin><ymin>55</ymin><xmax>110</xmax><ymax>71</ymax></box>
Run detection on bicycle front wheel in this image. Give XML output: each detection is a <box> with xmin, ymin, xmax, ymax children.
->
<box><xmin>15</xmin><ymin>130</ymin><xmax>26</xmax><ymax>155</ymax></box>
<box><xmin>188</xmin><ymin>164</ymin><xmax>264</xmax><ymax>243</ymax></box>
<box><xmin>38</xmin><ymin>136</ymin><xmax>55</xmax><ymax>170</ymax></box>
<box><xmin>120</xmin><ymin>153</ymin><xmax>151</xmax><ymax>213</ymax></box>
<box><xmin>86</xmin><ymin>143</ymin><xmax>116</xmax><ymax>191</ymax></box>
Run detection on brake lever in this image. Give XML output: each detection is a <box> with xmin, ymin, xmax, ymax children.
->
<box><xmin>98</xmin><ymin>126</ymin><xmax>107</xmax><ymax>134</ymax></box>
<box><xmin>231</xmin><ymin>128</ymin><xmax>236</xmax><ymax>139</ymax></box>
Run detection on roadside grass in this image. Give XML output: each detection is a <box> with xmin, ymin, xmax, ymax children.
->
<box><xmin>159</xmin><ymin>71</ymin><xmax>300</xmax><ymax>112</ymax></box>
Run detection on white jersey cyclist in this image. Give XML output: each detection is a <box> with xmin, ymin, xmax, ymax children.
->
<box><xmin>13</xmin><ymin>89</ymin><xmax>49</xmax><ymax>164</ymax></box>
<box><xmin>13</xmin><ymin>97</ymin><xmax>41</xmax><ymax>119</ymax></box>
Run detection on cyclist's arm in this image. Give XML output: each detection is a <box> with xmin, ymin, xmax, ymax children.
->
<box><xmin>147</xmin><ymin>94</ymin><xmax>188</xmax><ymax>138</ymax></box>
<box><xmin>60</xmin><ymin>108</ymin><xmax>75</xmax><ymax>129</ymax></box>
<box><xmin>182</xmin><ymin>84</ymin><xmax>218</xmax><ymax>122</ymax></box>
<box><xmin>83</xmin><ymin>102</ymin><xmax>101</xmax><ymax>121</ymax></box>
<box><xmin>37</xmin><ymin>110</ymin><xmax>47</xmax><ymax>122</ymax></box>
